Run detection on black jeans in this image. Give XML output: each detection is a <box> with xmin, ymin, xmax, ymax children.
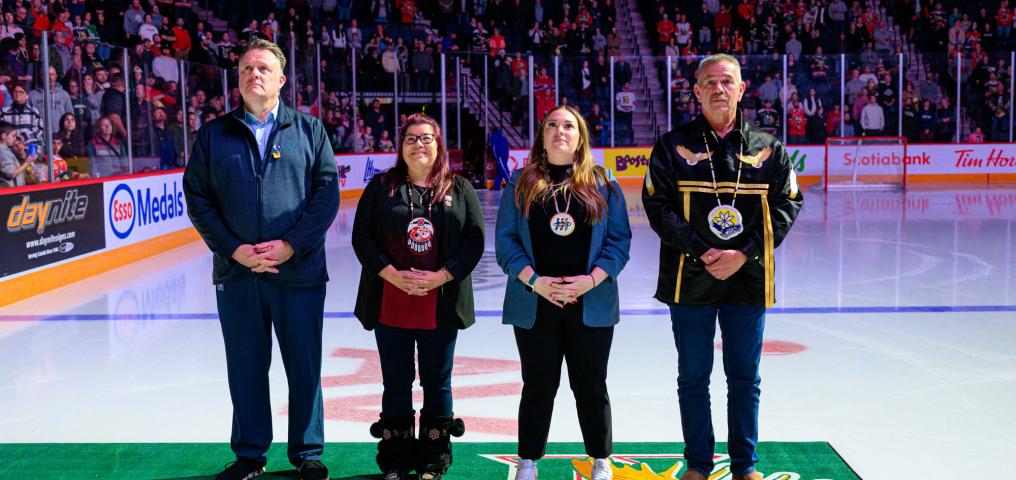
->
<box><xmin>374</xmin><ymin>324</ymin><xmax>458</xmax><ymax>420</ymax></box>
<box><xmin>514</xmin><ymin>316</ymin><xmax>614</xmax><ymax>460</ymax></box>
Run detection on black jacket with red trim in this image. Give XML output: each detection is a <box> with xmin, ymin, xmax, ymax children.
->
<box><xmin>642</xmin><ymin>113</ymin><xmax>803</xmax><ymax>307</ymax></box>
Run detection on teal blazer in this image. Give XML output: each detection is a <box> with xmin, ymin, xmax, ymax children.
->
<box><xmin>495</xmin><ymin>168</ymin><xmax>632</xmax><ymax>328</ymax></box>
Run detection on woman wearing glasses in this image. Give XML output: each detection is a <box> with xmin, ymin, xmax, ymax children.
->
<box><xmin>495</xmin><ymin>105</ymin><xmax>632</xmax><ymax>480</ymax></box>
<box><xmin>352</xmin><ymin>113</ymin><xmax>485</xmax><ymax>480</ymax></box>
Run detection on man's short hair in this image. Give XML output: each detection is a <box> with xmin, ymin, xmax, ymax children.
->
<box><xmin>240</xmin><ymin>38</ymin><xmax>287</xmax><ymax>72</ymax></box>
<box><xmin>696</xmin><ymin>54</ymin><xmax>742</xmax><ymax>83</ymax></box>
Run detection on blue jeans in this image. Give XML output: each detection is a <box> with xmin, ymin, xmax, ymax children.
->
<box><xmin>668</xmin><ymin>304</ymin><xmax>765</xmax><ymax>477</ymax></box>
<box><xmin>374</xmin><ymin>324</ymin><xmax>458</xmax><ymax>420</ymax></box>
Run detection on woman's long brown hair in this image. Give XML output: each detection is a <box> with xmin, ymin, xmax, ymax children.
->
<box><xmin>514</xmin><ymin>105</ymin><xmax>612</xmax><ymax>223</ymax></box>
<box><xmin>382</xmin><ymin>113</ymin><xmax>454</xmax><ymax>202</ymax></box>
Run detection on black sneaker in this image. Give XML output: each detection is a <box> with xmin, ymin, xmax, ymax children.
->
<box><xmin>215</xmin><ymin>458</ymin><xmax>265</xmax><ymax>480</ymax></box>
<box><xmin>298</xmin><ymin>459</ymin><xmax>330</xmax><ymax>480</ymax></box>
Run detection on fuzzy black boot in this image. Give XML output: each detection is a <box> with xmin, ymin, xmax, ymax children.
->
<box><xmin>414</xmin><ymin>416</ymin><xmax>466</xmax><ymax>480</ymax></box>
<box><xmin>369</xmin><ymin>413</ymin><xmax>416</xmax><ymax>480</ymax></box>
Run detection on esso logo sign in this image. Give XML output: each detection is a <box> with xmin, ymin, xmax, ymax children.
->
<box><xmin>109</xmin><ymin>183</ymin><xmax>135</xmax><ymax>239</ymax></box>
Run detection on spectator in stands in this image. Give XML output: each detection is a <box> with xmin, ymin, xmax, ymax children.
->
<box><xmin>657</xmin><ymin>13</ymin><xmax>675</xmax><ymax>44</ymax></box>
<box><xmin>860</xmin><ymin>97</ymin><xmax>885</xmax><ymax>136</ymax></box>
<box><xmin>14</xmin><ymin>133</ymin><xmax>48</xmax><ymax>184</ymax></box>
<box><xmin>757</xmin><ymin>74</ymin><xmax>779</xmax><ymax>106</ymax></box>
<box><xmin>49</xmin><ymin>30</ymin><xmax>71</xmax><ymax>77</ymax></box>
<box><xmin>968</xmin><ymin>126</ymin><xmax>986</xmax><ymax>143</ymax></box>
<box><xmin>171</xmin><ymin>17</ymin><xmax>192</xmax><ymax>60</ymax></box>
<box><xmin>826</xmin><ymin>104</ymin><xmax>842</xmax><ymax>136</ymax></box>
<box><xmin>29</xmin><ymin>66</ymin><xmax>74</xmax><ymax>134</ymax></box>
<box><xmin>0</xmin><ymin>120</ymin><xmax>28</xmax><ymax>187</ymax></box>
<box><xmin>411</xmin><ymin>38</ymin><xmax>434</xmax><ymax>92</ymax></box>
<box><xmin>902</xmin><ymin>96</ymin><xmax>919</xmax><ymax>141</ymax></box>
<box><xmin>123</xmin><ymin>0</ymin><xmax>145</xmax><ymax>40</ymax></box>
<box><xmin>615</xmin><ymin>81</ymin><xmax>635</xmax><ymax>145</ymax></box>
<box><xmin>839</xmin><ymin>110</ymin><xmax>855</xmax><ymax>137</ymax></box>
<box><xmin>534</xmin><ymin>66</ymin><xmax>555</xmax><ymax>122</ymax></box>
<box><xmin>65</xmin><ymin>78</ymin><xmax>91</xmax><ymax>135</ymax></box>
<box><xmin>852</xmin><ymin>91</ymin><xmax>869</xmax><ymax>126</ymax></box>
<box><xmin>50</xmin><ymin>136</ymin><xmax>72</xmax><ymax>180</ymax></box>
<box><xmin>101</xmin><ymin>73</ymin><xmax>128</xmax><ymax>138</ymax></box>
<box><xmin>806</xmin><ymin>105</ymin><xmax>827</xmax><ymax>144</ymax></box>
<box><xmin>756</xmin><ymin>99</ymin><xmax>779</xmax><ymax>135</ymax></box>
<box><xmin>614</xmin><ymin>57</ymin><xmax>632</xmax><ymax>88</ymax></box>
<box><xmin>674</xmin><ymin>77</ymin><xmax>694</xmax><ymax>126</ymax></box>
<box><xmin>606</xmin><ymin>26</ymin><xmax>621</xmax><ymax>58</ymax></box>
<box><xmin>587</xmin><ymin>102</ymin><xmax>608</xmax><ymax>146</ymax></box>
<box><xmin>785</xmin><ymin>31</ymin><xmax>802</xmax><ymax>59</ymax></box>
<box><xmin>55</xmin><ymin>111</ymin><xmax>85</xmax><ymax>162</ymax></box>
<box><xmin>0</xmin><ymin>12</ymin><xmax>24</xmax><ymax>40</ymax></box>
<box><xmin>1</xmin><ymin>82</ymin><xmax>43</xmax><ymax>145</ymax></box>
<box><xmin>787</xmin><ymin>101</ymin><xmax>807</xmax><ymax>144</ymax></box>
<box><xmin>935</xmin><ymin>96</ymin><xmax>956</xmax><ymax>142</ymax></box>
<box><xmin>4</xmin><ymin>34</ymin><xmax>29</xmax><ymax>84</ymax></box>
<box><xmin>988</xmin><ymin>84</ymin><xmax>1010</xmax><ymax>141</ymax></box>
<box><xmin>138</xmin><ymin>14</ymin><xmax>159</xmax><ymax>44</ymax></box>
<box><xmin>87</xmin><ymin>115</ymin><xmax>126</xmax><ymax>177</ymax></box>
<box><xmin>152</xmin><ymin>107</ymin><xmax>184</xmax><ymax>169</ymax></box>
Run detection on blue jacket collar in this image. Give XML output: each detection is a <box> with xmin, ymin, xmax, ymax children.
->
<box><xmin>230</xmin><ymin>100</ymin><xmax>294</xmax><ymax>127</ymax></box>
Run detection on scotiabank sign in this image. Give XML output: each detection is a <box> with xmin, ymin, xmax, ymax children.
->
<box><xmin>820</xmin><ymin>143</ymin><xmax>1016</xmax><ymax>175</ymax></box>
<box><xmin>104</xmin><ymin>173</ymin><xmax>190</xmax><ymax>248</ymax></box>
<box><xmin>0</xmin><ymin>184</ymin><xmax>105</xmax><ymax>278</ymax></box>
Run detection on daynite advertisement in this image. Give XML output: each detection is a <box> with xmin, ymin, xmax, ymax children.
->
<box><xmin>0</xmin><ymin>183</ymin><xmax>105</xmax><ymax>278</ymax></box>
<box><xmin>103</xmin><ymin>173</ymin><xmax>191</xmax><ymax>249</ymax></box>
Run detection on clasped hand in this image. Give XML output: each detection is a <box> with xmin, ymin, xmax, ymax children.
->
<box><xmin>699</xmin><ymin>248</ymin><xmax>747</xmax><ymax>281</ymax></box>
<box><xmin>381</xmin><ymin>266</ymin><xmax>449</xmax><ymax>296</ymax></box>
<box><xmin>232</xmin><ymin>240</ymin><xmax>294</xmax><ymax>274</ymax></box>
<box><xmin>533</xmin><ymin>275</ymin><xmax>595</xmax><ymax>308</ymax></box>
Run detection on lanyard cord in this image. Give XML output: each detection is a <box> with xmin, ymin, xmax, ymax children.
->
<box><xmin>551</xmin><ymin>184</ymin><xmax>572</xmax><ymax>214</ymax></box>
<box><xmin>702</xmin><ymin>132</ymin><xmax>744</xmax><ymax>209</ymax></box>
<box><xmin>408</xmin><ymin>182</ymin><xmax>432</xmax><ymax>219</ymax></box>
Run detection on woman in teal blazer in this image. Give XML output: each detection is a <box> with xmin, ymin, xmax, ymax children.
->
<box><xmin>494</xmin><ymin>105</ymin><xmax>632</xmax><ymax>480</ymax></box>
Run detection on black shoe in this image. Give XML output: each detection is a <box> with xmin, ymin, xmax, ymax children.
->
<box><xmin>298</xmin><ymin>459</ymin><xmax>330</xmax><ymax>480</ymax></box>
<box><xmin>215</xmin><ymin>458</ymin><xmax>265</xmax><ymax>480</ymax></box>
<box><xmin>382</xmin><ymin>470</ymin><xmax>406</xmax><ymax>480</ymax></box>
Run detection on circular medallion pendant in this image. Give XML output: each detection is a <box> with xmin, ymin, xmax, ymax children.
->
<box><xmin>407</xmin><ymin>217</ymin><xmax>435</xmax><ymax>254</ymax></box>
<box><xmin>707</xmin><ymin>205</ymin><xmax>744</xmax><ymax>240</ymax></box>
<box><xmin>549</xmin><ymin>212</ymin><xmax>576</xmax><ymax>236</ymax></box>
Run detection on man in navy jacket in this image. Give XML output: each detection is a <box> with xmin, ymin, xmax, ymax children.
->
<box><xmin>183</xmin><ymin>38</ymin><xmax>338</xmax><ymax>480</ymax></box>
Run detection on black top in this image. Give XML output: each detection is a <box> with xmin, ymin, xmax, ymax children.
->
<box><xmin>381</xmin><ymin>182</ymin><xmax>443</xmax><ymax>272</ymax></box>
<box><xmin>528</xmin><ymin>163</ymin><xmax>592</xmax><ymax>321</ymax></box>
<box><xmin>352</xmin><ymin>174</ymin><xmax>485</xmax><ymax>330</ymax></box>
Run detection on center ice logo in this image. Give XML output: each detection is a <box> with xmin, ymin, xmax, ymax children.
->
<box><xmin>481</xmin><ymin>453</ymin><xmax>815</xmax><ymax>480</ymax></box>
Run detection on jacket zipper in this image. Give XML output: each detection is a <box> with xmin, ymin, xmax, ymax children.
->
<box><xmin>244</xmin><ymin>117</ymin><xmax>283</xmax><ymax>279</ymax></box>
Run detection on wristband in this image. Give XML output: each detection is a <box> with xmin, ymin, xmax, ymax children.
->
<box><xmin>527</xmin><ymin>273</ymin><xmax>540</xmax><ymax>287</ymax></box>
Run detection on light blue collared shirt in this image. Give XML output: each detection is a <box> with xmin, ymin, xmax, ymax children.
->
<box><xmin>242</xmin><ymin>100</ymin><xmax>281</xmax><ymax>160</ymax></box>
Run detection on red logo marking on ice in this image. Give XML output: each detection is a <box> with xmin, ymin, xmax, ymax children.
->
<box><xmin>280</xmin><ymin>348</ymin><xmax>522</xmax><ymax>435</ymax></box>
<box><xmin>715</xmin><ymin>340</ymin><xmax>807</xmax><ymax>355</ymax></box>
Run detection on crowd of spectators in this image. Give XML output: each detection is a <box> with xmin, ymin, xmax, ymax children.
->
<box><xmin>5</xmin><ymin>0</ymin><xmax>1016</xmax><ymax>188</ymax></box>
<box><xmin>645</xmin><ymin>0</ymin><xmax>1013</xmax><ymax>143</ymax></box>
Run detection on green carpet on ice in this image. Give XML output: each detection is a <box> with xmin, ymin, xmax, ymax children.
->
<box><xmin>0</xmin><ymin>442</ymin><xmax>859</xmax><ymax>479</ymax></box>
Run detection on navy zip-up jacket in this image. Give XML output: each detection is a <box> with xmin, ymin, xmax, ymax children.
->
<box><xmin>183</xmin><ymin>102</ymin><xmax>339</xmax><ymax>286</ymax></box>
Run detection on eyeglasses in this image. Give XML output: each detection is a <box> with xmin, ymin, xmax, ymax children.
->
<box><xmin>403</xmin><ymin>134</ymin><xmax>435</xmax><ymax>145</ymax></box>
